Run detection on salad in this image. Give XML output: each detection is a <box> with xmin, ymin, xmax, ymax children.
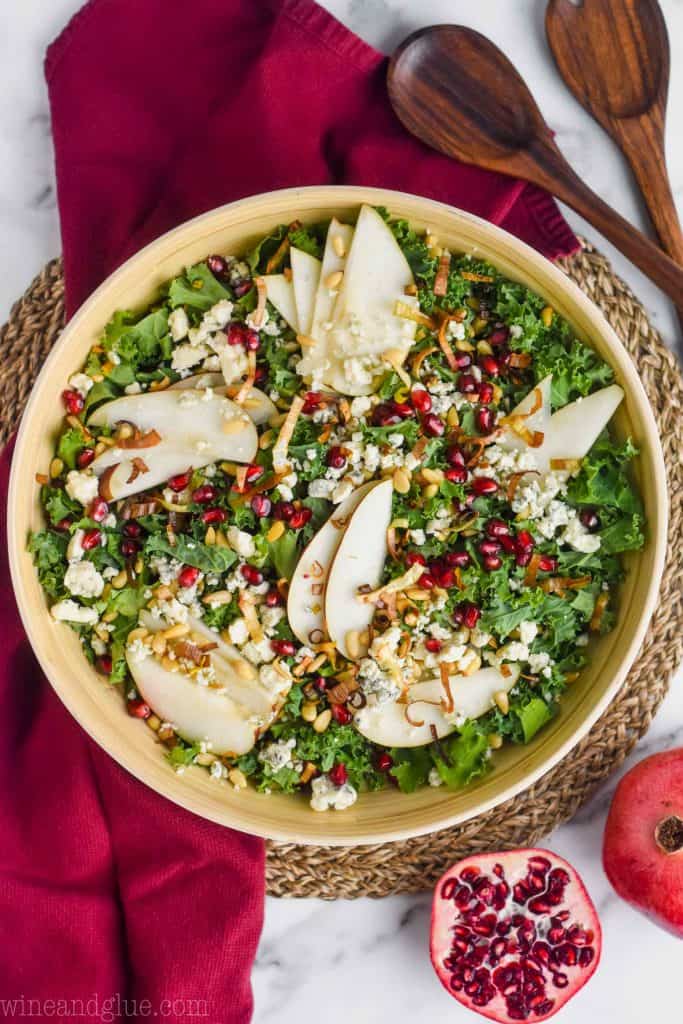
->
<box><xmin>30</xmin><ymin>205</ymin><xmax>645</xmax><ymax>812</ymax></box>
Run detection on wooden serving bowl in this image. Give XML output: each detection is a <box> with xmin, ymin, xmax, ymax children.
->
<box><xmin>7</xmin><ymin>187</ymin><xmax>667</xmax><ymax>845</ymax></box>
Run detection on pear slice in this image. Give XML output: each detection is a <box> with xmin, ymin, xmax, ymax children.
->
<box><xmin>297</xmin><ymin>219</ymin><xmax>355</xmax><ymax>381</ymax></box>
<box><xmin>324</xmin><ymin>478</ymin><xmax>394</xmax><ymax>659</ymax></box>
<box><xmin>263</xmin><ymin>274</ymin><xmax>299</xmax><ymax>332</ymax></box>
<box><xmin>169</xmin><ymin>374</ymin><xmax>276</xmax><ymax>425</ymax></box>
<box><xmin>290</xmin><ymin>248</ymin><xmax>321</xmax><ymax>336</ymax></box>
<box><xmin>287</xmin><ymin>480</ymin><xmax>377</xmax><ymax>645</ymax></box>
<box><xmin>322</xmin><ymin>205</ymin><xmax>417</xmax><ymax>396</ymax></box>
<box><xmin>543</xmin><ymin>384</ymin><xmax>624</xmax><ymax>463</ymax></box>
<box><xmin>88</xmin><ymin>389</ymin><xmax>257</xmax><ymax>500</ymax></box>
<box><xmin>354</xmin><ymin>666</ymin><xmax>521</xmax><ymax>748</ymax></box>
<box><xmin>498</xmin><ymin>374</ymin><xmax>553</xmax><ymax>469</ymax></box>
<box><xmin>127</xmin><ymin>613</ymin><xmax>291</xmax><ymax>756</ymax></box>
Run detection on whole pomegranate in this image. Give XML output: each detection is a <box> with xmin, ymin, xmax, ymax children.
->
<box><xmin>430</xmin><ymin>849</ymin><xmax>601</xmax><ymax>1021</ymax></box>
<box><xmin>603</xmin><ymin>748</ymin><xmax>683</xmax><ymax>938</ymax></box>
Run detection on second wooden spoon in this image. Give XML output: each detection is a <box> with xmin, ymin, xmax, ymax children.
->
<box><xmin>387</xmin><ymin>25</ymin><xmax>683</xmax><ymax>307</ymax></box>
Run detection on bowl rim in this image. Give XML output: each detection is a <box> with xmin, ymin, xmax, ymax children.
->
<box><xmin>8</xmin><ymin>184</ymin><xmax>668</xmax><ymax>845</ymax></box>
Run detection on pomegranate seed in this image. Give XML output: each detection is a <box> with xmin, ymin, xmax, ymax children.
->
<box><xmin>329</xmin><ymin>762</ymin><xmax>348</xmax><ymax>786</ymax></box>
<box><xmin>265</xmin><ymin>589</ymin><xmax>283</xmax><ymax>607</ymax></box>
<box><xmin>376</xmin><ymin>752</ymin><xmax>393</xmax><ymax>772</ymax></box>
<box><xmin>271</xmin><ymin>639</ymin><xmax>295</xmax><ymax>657</ymax></box>
<box><xmin>168</xmin><ymin>470</ymin><xmax>192</xmax><ymax>492</ymax></box>
<box><xmin>302</xmin><ymin>391</ymin><xmax>323</xmax><ymax>414</ymax></box>
<box><xmin>516</xmin><ymin>529</ymin><xmax>534</xmax><ymax>551</ymax></box>
<box><xmin>227</xmin><ymin>323</ymin><xmax>247</xmax><ymax>346</ymax></box>
<box><xmin>478</xmin><ymin>540</ymin><xmax>501</xmax><ymax>556</ymax></box>
<box><xmin>331</xmin><ymin>704</ymin><xmax>352</xmax><ymax>725</ymax></box>
<box><xmin>489</xmin><ymin>327</ymin><xmax>509</xmax><ymax>345</ymax></box>
<box><xmin>471</xmin><ymin>477</ymin><xmax>498</xmax><ymax>496</ymax></box>
<box><xmin>244</xmin><ymin>330</ymin><xmax>260</xmax><ymax>351</ymax></box>
<box><xmin>445</xmin><ymin>550</ymin><xmax>471</xmax><ymax>568</ymax></box>
<box><xmin>241</xmin><ymin>564</ymin><xmax>263</xmax><ymax>586</ymax></box>
<box><xmin>406</xmin><ymin>551</ymin><xmax>427</xmax><ymax>567</ymax></box>
<box><xmin>254</xmin><ymin>365</ymin><xmax>268</xmax><ymax>386</ymax></box>
<box><xmin>423</xmin><ymin>413</ymin><xmax>445</xmax><ymax>437</ymax></box>
<box><xmin>432</xmin><ymin>566</ymin><xmax>455</xmax><ymax>588</ymax></box>
<box><xmin>420</xmin><ymin>572</ymin><xmax>436</xmax><ymax>589</ymax></box>
<box><xmin>392</xmin><ymin>401</ymin><xmax>414</xmax><ymax>419</ymax></box>
<box><xmin>499</xmin><ymin>534</ymin><xmax>517</xmax><ymax>553</ymax></box>
<box><xmin>425</xmin><ymin>638</ymin><xmax>442</xmax><ymax>653</ymax></box>
<box><xmin>313</xmin><ymin>675</ymin><xmax>328</xmax><ymax>692</ymax></box>
<box><xmin>288</xmin><ymin>507</ymin><xmax>312</xmax><ymax>530</ymax></box>
<box><xmin>62</xmin><ymin>389</ymin><xmax>84</xmax><ymax>415</ymax></box>
<box><xmin>580</xmin><ymin>509</ymin><xmax>600</xmax><ymax>531</ymax></box>
<box><xmin>273</xmin><ymin>500</ymin><xmax>295</xmax><ymax>522</ymax></box>
<box><xmin>482</xmin><ymin>554</ymin><xmax>503</xmax><ymax>571</ymax></box>
<box><xmin>251</xmin><ymin>494</ymin><xmax>272</xmax><ymax>518</ymax></box>
<box><xmin>201</xmin><ymin>507</ymin><xmax>227</xmax><ymax>525</ymax></box>
<box><xmin>88</xmin><ymin>498</ymin><xmax>109</xmax><ymax>523</ymax></box>
<box><xmin>233</xmin><ymin>279</ymin><xmax>252</xmax><ymax>298</ymax></box>
<box><xmin>445</xmin><ymin>466</ymin><xmax>468</xmax><ymax>484</ymax></box>
<box><xmin>121</xmin><ymin>521</ymin><xmax>141</xmax><ymax>538</ymax></box>
<box><xmin>192</xmin><ymin>484</ymin><xmax>217</xmax><ymax>504</ymax></box>
<box><xmin>411</xmin><ymin>387</ymin><xmax>432</xmax><ymax>413</ymax></box>
<box><xmin>120</xmin><ymin>538</ymin><xmax>138</xmax><ymax>558</ymax></box>
<box><xmin>81</xmin><ymin>529</ymin><xmax>102</xmax><ymax>550</ymax></box>
<box><xmin>538</xmin><ymin>555</ymin><xmax>558</xmax><ymax>572</ymax></box>
<box><xmin>178</xmin><ymin>565</ymin><xmax>201</xmax><ymax>588</ymax></box>
<box><xmin>77</xmin><ymin>447</ymin><xmax>95</xmax><ymax>469</ymax></box>
<box><xmin>479</xmin><ymin>355</ymin><xmax>500</xmax><ymax>376</ymax></box>
<box><xmin>127</xmin><ymin>698</ymin><xmax>151</xmax><ymax>719</ymax></box>
<box><xmin>207</xmin><ymin>254</ymin><xmax>228</xmax><ymax>277</ymax></box>
<box><xmin>95</xmin><ymin>655</ymin><xmax>113</xmax><ymax>675</ymax></box>
<box><xmin>455</xmin><ymin>351</ymin><xmax>472</xmax><ymax>369</ymax></box>
<box><xmin>458</xmin><ymin>373</ymin><xmax>478</xmax><ymax>394</ymax></box>
<box><xmin>326</xmin><ymin>445</ymin><xmax>347</xmax><ymax>470</ymax></box>
<box><xmin>486</xmin><ymin>518</ymin><xmax>509</xmax><ymax>539</ymax></box>
<box><xmin>476</xmin><ymin>408</ymin><xmax>495</xmax><ymax>433</ymax></box>
<box><xmin>55</xmin><ymin>517</ymin><xmax>72</xmax><ymax>532</ymax></box>
<box><xmin>515</xmin><ymin>549</ymin><xmax>533</xmax><ymax>567</ymax></box>
<box><xmin>372</xmin><ymin>402</ymin><xmax>401</xmax><ymax>427</ymax></box>
<box><xmin>446</xmin><ymin>446</ymin><xmax>466</xmax><ymax>467</ymax></box>
<box><xmin>455</xmin><ymin>602</ymin><xmax>481</xmax><ymax>629</ymax></box>
<box><xmin>246</xmin><ymin>465</ymin><xmax>264</xmax><ymax>483</ymax></box>
<box><xmin>478</xmin><ymin>382</ymin><xmax>495</xmax><ymax>405</ymax></box>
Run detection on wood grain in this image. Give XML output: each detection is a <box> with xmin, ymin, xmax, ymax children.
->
<box><xmin>387</xmin><ymin>25</ymin><xmax>683</xmax><ymax>308</ymax></box>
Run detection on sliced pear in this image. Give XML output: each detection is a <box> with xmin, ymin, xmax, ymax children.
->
<box><xmin>287</xmin><ymin>480</ymin><xmax>377</xmax><ymax>645</ymax></box>
<box><xmin>323</xmin><ymin>205</ymin><xmax>417</xmax><ymax>396</ymax></box>
<box><xmin>290</xmin><ymin>248</ymin><xmax>321</xmax><ymax>336</ymax></box>
<box><xmin>354</xmin><ymin>665</ymin><xmax>521</xmax><ymax>747</ymax></box>
<box><xmin>169</xmin><ymin>374</ymin><xmax>276</xmax><ymax>425</ymax></box>
<box><xmin>324</xmin><ymin>478</ymin><xmax>394</xmax><ymax>659</ymax></box>
<box><xmin>128</xmin><ymin>613</ymin><xmax>291</xmax><ymax>756</ymax></box>
<box><xmin>88</xmin><ymin>389</ymin><xmax>257</xmax><ymax>500</ymax></box>
<box><xmin>544</xmin><ymin>384</ymin><xmax>624</xmax><ymax>463</ymax></box>
<box><xmin>297</xmin><ymin>219</ymin><xmax>355</xmax><ymax>381</ymax></box>
<box><xmin>498</xmin><ymin>374</ymin><xmax>552</xmax><ymax>467</ymax></box>
<box><xmin>263</xmin><ymin>274</ymin><xmax>299</xmax><ymax>332</ymax></box>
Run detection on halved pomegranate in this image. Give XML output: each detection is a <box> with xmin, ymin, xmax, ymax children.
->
<box><xmin>431</xmin><ymin>849</ymin><xmax>601</xmax><ymax>1021</ymax></box>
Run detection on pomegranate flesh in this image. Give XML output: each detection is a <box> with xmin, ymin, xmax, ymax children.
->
<box><xmin>603</xmin><ymin>748</ymin><xmax>683</xmax><ymax>937</ymax></box>
<box><xmin>431</xmin><ymin>849</ymin><xmax>601</xmax><ymax>1021</ymax></box>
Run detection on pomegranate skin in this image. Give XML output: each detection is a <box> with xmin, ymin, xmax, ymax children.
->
<box><xmin>603</xmin><ymin>749</ymin><xmax>683</xmax><ymax>938</ymax></box>
<box><xmin>430</xmin><ymin>848</ymin><xmax>601</xmax><ymax>1022</ymax></box>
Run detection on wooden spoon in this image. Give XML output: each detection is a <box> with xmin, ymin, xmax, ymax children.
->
<box><xmin>387</xmin><ymin>25</ymin><xmax>683</xmax><ymax>307</ymax></box>
<box><xmin>546</xmin><ymin>0</ymin><xmax>683</xmax><ymax>325</ymax></box>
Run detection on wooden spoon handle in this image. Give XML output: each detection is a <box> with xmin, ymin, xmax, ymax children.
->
<box><xmin>527</xmin><ymin>136</ymin><xmax>683</xmax><ymax>305</ymax></box>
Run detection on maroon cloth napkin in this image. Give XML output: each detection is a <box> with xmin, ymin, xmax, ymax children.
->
<box><xmin>1</xmin><ymin>1</ymin><xmax>579</xmax><ymax>1021</ymax></box>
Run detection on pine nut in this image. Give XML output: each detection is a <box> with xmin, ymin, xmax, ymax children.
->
<box><xmin>228</xmin><ymin>768</ymin><xmax>247</xmax><ymax>789</ymax></box>
<box><xmin>204</xmin><ymin>526</ymin><xmax>216</xmax><ymax>546</ymax></box>
<box><xmin>268</xmin><ymin>412</ymin><xmax>287</xmax><ymax>428</ymax></box>
<box><xmin>134</xmin><ymin>557</ymin><xmax>143</xmax><ymax>574</ymax></box>
<box><xmin>117</xmin><ymin>423</ymin><xmax>134</xmax><ymax>440</ymax></box>
<box><xmin>161</xmin><ymin>623</ymin><xmax>190</xmax><ymax>640</ymax></box>
<box><xmin>447</xmin><ymin>407</ymin><xmax>460</xmax><ymax>428</ymax></box>
<box><xmin>301</xmin><ymin>701</ymin><xmax>318</xmax><ymax>722</ymax></box>
<box><xmin>403</xmin><ymin>610</ymin><xmax>419</xmax><ymax>627</ymax></box>
<box><xmin>345</xmin><ymin>630</ymin><xmax>361</xmax><ymax>660</ymax></box>
<box><xmin>476</xmin><ymin>340</ymin><xmax>493</xmax><ymax>355</ymax></box>
<box><xmin>259</xmin><ymin>428</ymin><xmax>275</xmax><ymax>450</ymax></box>
<box><xmin>50</xmin><ymin>457</ymin><xmax>64</xmax><ymax>478</ymax></box>
<box><xmin>332</xmin><ymin>234</ymin><xmax>346</xmax><ymax>257</ymax></box>
<box><xmin>325</xmin><ymin>269</ymin><xmax>344</xmax><ymax>290</ymax></box>
<box><xmin>454</xmin><ymin>339</ymin><xmax>475</xmax><ymax>352</ymax></box>
<box><xmin>406</xmin><ymin>587</ymin><xmax>431</xmax><ymax>602</ymax></box>
<box><xmin>196</xmin><ymin>752</ymin><xmax>216</xmax><ymax>766</ymax></box>
<box><xmin>313</xmin><ymin>709</ymin><xmax>332</xmax><ymax>733</ymax></box>
<box><xmin>112</xmin><ymin>570</ymin><xmax>128</xmax><ymax>589</ymax></box>
<box><xmin>202</xmin><ymin>590</ymin><xmax>232</xmax><ymax>605</ymax></box>
<box><xmin>421</xmin><ymin>467</ymin><xmax>443</xmax><ymax>485</ymax></box>
<box><xmin>462</xmin><ymin>653</ymin><xmax>482</xmax><ymax>677</ymax></box>
<box><xmin>493</xmin><ymin>690</ymin><xmax>510</xmax><ymax>714</ymax></box>
<box><xmin>127</xmin><ymin>627</ymin><xmax>149</xmax><ymax>642</ymax></box>
<box><xmin>267</xmin><ymin>520</ymin><xmax>286</xmax><ymax>542</ymax></box>
<box><xmin>101</xmin><ymin>610</ymin><xmax>118</xmax><ymax>623</ymax></box>
<box><xmin>215</xmin><ymin>530</ymin><xmax>230</xmax><ymax>548</ymax></box>
<box><xmin>152</xmin><ymin>634</ymin><xmax>167</xmax><ymax>656</ymax></box>
<box><xmin>161</xmin><ymin>656</ymin><xmax>179</xmax><ymax>672</ymax></box>
<box><xmin>155</xmin><ymin>585</ymin><xmax>173</xmax><ymax>600</ymax></box>
<box><xmin>541</xmin><ymin>305</ymin><xmax>554</xmax><ymax>327</ymax></box>
<box><xmin>488</xmin><ymin>733</ymin><xmax>503</xmax><ymax>749</ymax></box>
<box><xmin>423</xmin><ymin>483</ymin><xmax>439</xmax><ymax>499</ymax></box>
<box><xmin>392</xmin><ymin>467</ymin><xmax>411</xmax><ymax>494</ymax></box>
<box><xmin>146</xmin><ymin>714</ymin><xmax>161</xmax><ymax>732</ymax></box>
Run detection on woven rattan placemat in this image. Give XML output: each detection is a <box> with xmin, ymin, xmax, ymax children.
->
<box><xmin>2</xmin><ymin>244</ymin><xmax>681</xmax><ymax>898</ymax></box>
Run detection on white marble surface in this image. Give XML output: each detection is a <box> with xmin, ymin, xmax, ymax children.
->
<box><xmin>2</xmin><ymin>1</ymin><xmax>682</xmax><ymax>1021</ymax></box>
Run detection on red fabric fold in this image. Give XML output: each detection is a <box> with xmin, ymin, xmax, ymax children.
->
<box><xmin>1</xmin><ymin>0</ymin><xmax>579</xmax><ymax>1020</ymax></box>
